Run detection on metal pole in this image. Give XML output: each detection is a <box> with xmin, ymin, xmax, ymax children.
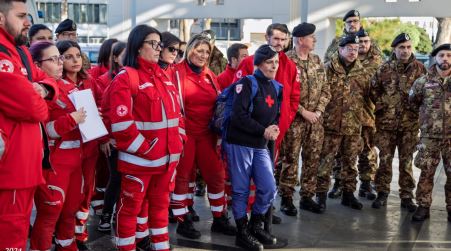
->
<box><xmin>301</xmin><ymin>0</ymin><xmax>309</xmax><ymax>23</ymax></box>
<box><xmin>130</xmin><ymin>0</ymin><xmax>136</xmax><ymax>28</ymax></box>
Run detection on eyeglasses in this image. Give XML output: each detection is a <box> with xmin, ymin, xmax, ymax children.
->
<box><xmin>345</xmin><ymin>19</ymin><xmax>360</xmax><ymax>24</ymax></box>
<box><xmin>144</xmin><ymin>40</ymin><xmax>164</xmax><ymax>50</ymax></box>
<box><xmin>39</xmin><ymin>55</ymin><xmax>65</xmax><ymax>64</ymax></box>
<box><xmin>345</xmin><ymin>47</ymin><xmax>359</xmax><ymax>53</ymax></box>
<box><xmin>63</xmin><ymin>53</ymin><xmax>82</xmax><ymax>61</ymax></box>
<box><xmin>60</xmin><ymin>31</ymin><xmax>77</xmax><ymax>38</ymax></box>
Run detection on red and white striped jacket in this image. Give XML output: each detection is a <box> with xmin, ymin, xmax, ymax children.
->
<box><xmin>109</xmin><ymin>57</ymin><xmax>185</xmax><ymax>175</ymax></box>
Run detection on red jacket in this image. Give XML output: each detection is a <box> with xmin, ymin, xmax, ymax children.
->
<box><xmin>89</xmin><ymin>65</ymin><xmax>108</xmax><ymax>81</ymax></box>
<box><xmin>0</xmin><ymin>28</ymin><xmax>57</xmax><ymax>189</ymax></box>
<box><xmin>217</xmin><ymin>64</ymin><xmax>236</xmax><ymax>90</ymax></box>
<box><xmin>95</xmin><ymin>71</ymin><xmax>113</xmax><ymax>106</ymax></box>
<box><xmin>173</xmin><ymin>61</ymin><xmax>220</xmax><ymax>137</ymax></box>
<box><xmin>109</xmin><ymin>57</ymin><xmax>185</xmax><ymax>175</ymax></box>
<box><xmin>233</xmin><ymin>52</ymin><xmax>301</xmax><ymax>150</ymax></box>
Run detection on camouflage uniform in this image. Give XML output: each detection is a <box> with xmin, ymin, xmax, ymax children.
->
<box><xmin>316</xmin><ymin>54</ymin><xmax>371</xmax><ymax>193</ymax></box>
<box><xmin>324</xmin><ymin>30</ymin><xmax>382</xmax><ymax>64</ymax></box>
<box><xmin>208</xmin><ymin>45</ymin><xmax>228</xmax><ymax>76</ymax></box>
<box><xmin>409</xmin><ymin>64</ymin><xmax>451</xmax><ymax>211</ymax></box>
<box><xmin>278</xmin><ymin>51</ymin><xmax>330</xmax><ymax>198</ymax></box>
<box><xmin>370</xmin><ymin>54</ymin><xmax>426</xmax><ymax>199</ymax></box>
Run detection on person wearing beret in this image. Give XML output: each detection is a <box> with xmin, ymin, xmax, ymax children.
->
<box><xmin>316</xmin><ymin>34</ymin><xmax>372</xmax><ymax>211</ymax></box>
<box><xmin>55</xmin><ymin>18</ymin><xmax>91</xmax><ymax>71</ymax></box>
<box><xmin>28</xmin><ymin>24</ymin><xmax>53</xmax><ymax>46</ymax></box>
<box><xmin>409</xmin><ymin>43</ymin><xmax>451</xmax><ymax>222</ymax></box>
<box><xmin>370</xmin><ymin>33</ymin><xmax>426</xmax><ymax>212</ymax></box>
<box><xmin>278</xmin><ymin>22</ymin><xmax>330</xmax><ymax>216</ymax></box>
<box><xmin>224</xmin><ymin>44</ymin><xmax>283</xmax><ymax>250</ymax></box>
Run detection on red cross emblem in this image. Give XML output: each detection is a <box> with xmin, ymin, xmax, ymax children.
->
<box><xmin>116</xmin><ymin>105</ymin><xmax>128</xmax><ymax>117</ymax></box>
<box><xmin>0</xmin><ymin>60</ymin><xmax>13</xmax><ymax>73</ymax></box>
<box><xmin>265</xmin><ymin>95</ymin><xmax>274</xmax><ymax>108</ymax></box>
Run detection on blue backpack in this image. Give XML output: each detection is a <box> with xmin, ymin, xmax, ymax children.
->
<box><xmin>210</xmin><ymin>75</ymin><xmax>282</xmax><ymax>139</ymax></box>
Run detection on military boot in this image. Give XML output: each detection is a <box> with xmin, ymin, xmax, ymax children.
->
<box><xmin>358</xmin><ymin>180</ymin><xmax>377</xmax><ymax>200</ymax></box>
<box><xmin>188</xmin><ymin>205</ymin><xmax>200</xmax><ymax>222</ymax></box>
<box><xmin>316</xmin><ymin>192</ymin><xmax>327</xmax><ymax>211</ymax></box>
<box><xmin>248</xmin><ymin>214</ymin><xmax>277</xmax><ymax>245</ymax></box>
<box><xmin>235</xmin><ymin>217</ymin><xmax>263</xmax><ymax>251</ymax></box>
<box><xmin>341</xmin><ymin>191</ymin><xmax>363</xmax><ymax>210</ymax></box>
<box><xmin>412</xmin><ymin>206</ymin><xmax>430</xmax><ymax>221</ymax></box>
<box><xmin>176</xmin><ymin>214</ymin><xmax>201</xmax><ymax>239</ymax></box>
<box><xmin>372</xmin><ymin>192</ymin><xmax>389</xmax><ymax>209</ymax></box>
<box><xmin>299</xmin><ymin>196</ymin><xmax>323</xmax><ymax>214</ymax></box>
<box><xmin>272</xmin><ymin>213</ymin><xmax>282</xmax><ymax>224</ymax></box>
<box><xmin>401</xmin><ymin>198</ymin><xmax>418</xmax><ymax>212</ymax></box>
<box><xmin>280</xmin><ymin>196</ymin><xmax>297</xmax><ymax>216</ymax></box>
<box><xmin>328</xmin><ymin>179</ymin><xmax>343</xmax><ymax>199</ymax></box>
<box><xmin>211</xmin><ymin>213</ymin><xmax>237</xmax><ymax>236</ymax></box>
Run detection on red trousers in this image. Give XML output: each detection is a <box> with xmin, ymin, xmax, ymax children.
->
<box><xmin>75</xmin><ymin>154</ymin><xmax>98</xmax><ymax>242</ymax></box>
<box><xmin>30</xmin><ymin>165</ymin><xmax>83</xmax><ymax>251</ymax></box>
<box><xmin>115</xmin><ymin>167</ymin><xmax>175</xmax><ymax>251</ymax></box>
<box><xmin>171</xmin><ymin>134</ymin><xmax>225</xmax><ymax>220</ymax></box>
<box><xmin>0</xmin><ymin>187</ymin><xmax>36</xmax><ymax>251</ymax></box>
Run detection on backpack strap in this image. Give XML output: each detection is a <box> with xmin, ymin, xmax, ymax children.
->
<box><xmin>123</xmin><ymin>66</ymin><xmax>139</xmax><ymax>98</ymax></box>
<box><xmin>0</xmin><ymin>44</ymin><xmax>11</xmax><ymax>56</ymax></box>
<box><xmin>245</xmin><ymin>75</ymin><xmax>259</xmax><ymax>113</ymax></box>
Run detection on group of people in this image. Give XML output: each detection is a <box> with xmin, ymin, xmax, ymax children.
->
<box><xmin>0</xmin><ymin>1</ymin><xmax>449</xmax><ymax>251</ymax></box>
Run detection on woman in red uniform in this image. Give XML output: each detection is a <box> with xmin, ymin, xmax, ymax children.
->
<box><xmin>29</xmin><ymin>41</ymin><xmax>87</xmax><ymax>251</ymax></box>
<box><xmin>170</xmin><ymin>33</ymin><xmax>236</xmax><ymax>239</ymax></box>
<box><xmin>54</xmin><ymin>40</ymin><xmax>100</xmax><ymax>250</ymax></box>
<box><xmin>108</xmin><ymin>25</ymin><xmax>185</xmax><ymax>251</ymax></box>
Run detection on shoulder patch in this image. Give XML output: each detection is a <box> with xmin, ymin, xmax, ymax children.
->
<box><xmin>236</xmin><ymin>70</ymin><xmax>242</xmax><ymax>79</ymax></box>
<box><xmin>235</xmin><ymin>84</ymin><xmax>243</xmax><ymax>94</ymax></box>
<box><xmin>116</xmin><ymin>105</ymin><xmax>128</xmax><ymax>117</ymax></box>
<box><xmin>0</xmin><ymin>59</ymin><xmax>14</xmax><ymax>73</ymax></box>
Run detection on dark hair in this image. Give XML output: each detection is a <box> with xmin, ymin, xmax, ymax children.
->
<box><xmin>97</xmin><ymin>38</ymin><xmax>118</xmax><ymax>67</ymax></box>
<box><xmin>29</xmin><ymin>41</ymin><xmax>55</xmax><ymax>62</ymax></box>
<box><xmin>0</xmin><ymin>0</ymin><xmax>26</xmax><ymax>15</ymax></box>
<box><xmin>266</xmin><ymin>23</ymin><xmax>289</xmax><ymax>37</ymax></box>
<box><xmin>56</xmin><ymin>40</ymin><xmax>88</xmax><ymax>79</ymax></box>
<box><xmin>109</xmin><ymin>41</ymin><xmax>126</xmax><ymax>79</ymax></box>
<box><xmin>123</xmin><ymin>25</ymin><xmax>161</xmax><ymax>68</ymax></box>
<box><xmin>226</xmin><ymin>43</ymin><xmax>248</xmax><ymax>63</ymax></box>
<box><xmin>28</xmin><ymin>24</ymin><xmax>52</xmax><ymax>39</ymax></box>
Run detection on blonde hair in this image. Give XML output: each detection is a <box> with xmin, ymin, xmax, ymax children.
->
<box><xmin>185</xmin><ymin>33</ymin><xmax>212</xmax><ymax>63</ymax></box>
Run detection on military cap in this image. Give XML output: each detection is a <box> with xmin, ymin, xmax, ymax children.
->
<box><xmin>339</xmin><ymin>34</ymin><xmax>360</xmax><ymax>47</ymax></box>
<box><xmin>254</xmin><ymin>44</ymin><xmax>278</xmax><ymax>66</ymax></box>
<box><xmin>356</xmin><ymin>28</ymin><xmax>369</xmax><ymax>38</ymax></box>
<box><xmin>55</xmin><ymin>19</ymin><xmax>77</xmax><ymax>34</ymax></box>
<box><xmin>161</xmin><ymin>32</ymin><xmax>181</xmax><ymax>48</ymax></box>
<box><xmin>292</xmin><ymin>22</ymin><xmax>316</xmax><ymax>37</ymax></box>
<box><xmin>391</xmin><ymin>33</ymin><xmax>411</xmax><ymax>47</ymax></box>
<box><xmin>343</xmin><ymin>10</ymin><xmax>360</xmax><ymax>21</ymax></box>
<box><xmin>431</xmin><ymin>43</ymin><xmax>451</xmax><ymax>57</ymax></box>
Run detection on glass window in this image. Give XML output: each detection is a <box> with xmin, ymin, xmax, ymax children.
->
<box><xmin>80</xmin><ymin>4</ymin><xmax>88</xmax><ymax>23</ymax></box>
<box><xmin>99</xmin><ymin>4</ymin><xmax>107</xmax><ymax>24</ymax></box>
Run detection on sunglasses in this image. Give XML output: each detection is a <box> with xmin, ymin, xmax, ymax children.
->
<box><xmin>167</xmin><ymin>46</ymin><xmax>184</xmax><ymax>56</ymax></box>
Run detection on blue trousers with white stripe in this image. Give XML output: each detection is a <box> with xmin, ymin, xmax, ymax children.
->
<box><xmin>224</xmin><ymin>142</ymin><xmax>277</xmax><ymax>219</ymax></box>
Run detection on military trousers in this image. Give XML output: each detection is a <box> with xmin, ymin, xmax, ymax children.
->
<box><xmin>374</xmin><ymin>129</ymin><xmax>417</xmax><ymax>199</ymax></box>
<box><xmin>317</xmin><ymin>134</ymin><xmax>363</xmax><ymax>193</ymax></box>
<box><xmin>278</xmin><ymin>116</ymin><xmax>324</xmax><ymax>198</ymax></box>
<box><xmin>414</xmin><ymin>138</ymin><xmax>451</xmax><ymax>211</ymax></box>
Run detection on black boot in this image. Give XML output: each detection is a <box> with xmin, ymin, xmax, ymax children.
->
<box><xmin>359</xmin><ymin>181</ymin><xmax>377</xmax><ymax>200</ymax></box>
<box><xmin>97</xmin><ymin>213</ymin><xmax>112</xmax><ymax>232</ymax></box>
<box><xmin>76</xmin><ymin>240</ymin><xmax>89</xmax><ymax>251</ymax></box>
<box><xmin>372</xmin><ymin>192</ymin><xmax>389</xmax><ymax>209</ymax></box>
<box><xmin>280</xmin><ymin>196</ymin><xmax>297</xmax><ymax>216</ymax></box>
<box><xmin>188</xmin><ymin>205</ymin><xmax>200</xmax><ymax>222</ymax></box>
<box><xmin>211</xmin><ymin>213</ymin><xmax>237</xmax><ymax>236</ymax></box>
<box><xmin>136</xmin><ymin>236</ymin><xmax>151</xmax><ymax>251</ymax></box>
<box><xmin>272</xmin><ymin>213</ymin><xmax>282</xmax><ymax>224</ymax></box>
<box><xmin>248</xmin><ymin>214</ymin><xmax>277</xmax><ymax>245</ymax></box>
<box><xmin>316</xmin><ymin>192</ymin><xmax>327</xmax><ymax>211</ymax></box>
<box><xmin>401</xmin><ymin>198</ymin><xmax>418</xmax><ymax>212</ymax></box>
<box><xmin>412</xmin><ymin>206</ymin><xmax>430</xmax><ymax>221</ymax></box>
<box><xmin>176</xmin><ymin>214</ymin><xmax>201</xmax><ymax>239</ymax></box>
<box><xmin>341</xmin><ymin>191</ymin><xmax>363</xmax><ymax>210</ymax></box>
<box><xmin>328</xmin><ymin>179</ymin><xmax>343</xmax><ymax>199</ymax></box>
<box><xmin>264</xmin><ymin>205</ymin><xmax>274</xmax><ymax>234</ymax></box>
<box><xmin>168</xmin><ymin>208</ymin><xmax>176</xmax><ymax>223</ymax></box>
<box><xmin>195</xmin><ymin>183</ymin><xmax>206</xmax><ymax>197</ymax></box>
<box><xmin>299</xmin><ymin>196</ymin><xmax>324</xmax><ymax>214</ymax></box>
<box><xmin>235</xmin><ymin>217</ymin><xmax>263</xmax><ymax>251</ymax></box>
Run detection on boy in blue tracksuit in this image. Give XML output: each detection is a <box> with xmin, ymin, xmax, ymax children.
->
<box><xmin>224</xmin><ymin>44</ymin><xmax>283</xmax><ymax>251</ymax></box>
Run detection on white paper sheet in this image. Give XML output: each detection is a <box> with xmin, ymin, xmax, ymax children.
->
<box><xmin>69</xmin><ymin>89</ymin><xmax>108</xmax><ymax>143</ymax></box>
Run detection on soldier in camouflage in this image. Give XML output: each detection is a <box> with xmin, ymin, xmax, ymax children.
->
<box><xmin>316</xmin><ymin>34</ymin><xmax>371</xmax><ymax>211</ymax></box>
<box><xmin>409</xmin><ymin>44</ymin><xmax>451</xmax><ymax>222</ymax></box>
<box><xmin>370</xmin><ymin>33</ymin><xmax>426</xmax><ymax>212</ymax></box>
<box><xmin>278</xmin><ymin>23</ymin><xmax>330</xmax><ymax>216</ymax></box>
<box><xmin>201</xmin><ymin>30</ymin><xmax>228</xmax><ymax>76</ymax></box>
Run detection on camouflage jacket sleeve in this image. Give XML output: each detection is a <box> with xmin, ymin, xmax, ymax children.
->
<box><xmin>369</xmin><ymin>67</ymin><xmax>383</xmax><ymax>106</ymax></box>
<box><xmin>324</xmin><ymin>38</ymin><xmax>338</xmax><ymax>63</ymax></box>
<box><xmin>315</xmin><ymin>62</ymin><xmax>331</xmax><ymax>113</ymax></box>
<box><xmin>408</xmin><ymin>76</ymin><xmax>425</xmax><ymax>108</ymax></box>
